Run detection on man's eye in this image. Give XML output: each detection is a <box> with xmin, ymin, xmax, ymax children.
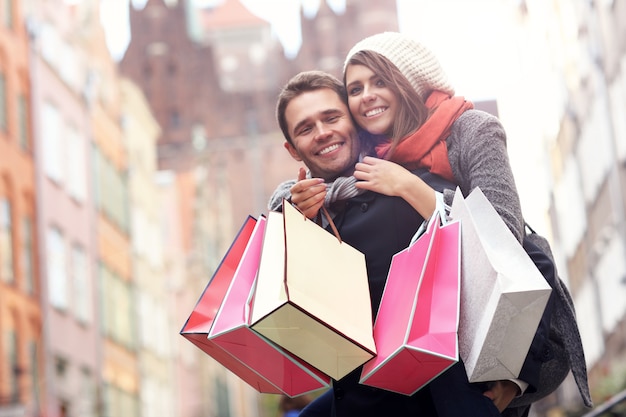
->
<box><xmin>327</xmin><ymin>116</ymin><xmax>339</xmax><ymax>123</ymax></box>
<box><xmin>297</xmin><ymin>126</ymin><xmax>312</xmax><ymax>136</ymax></box>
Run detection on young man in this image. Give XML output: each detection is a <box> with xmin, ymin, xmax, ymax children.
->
<box><xmin>273</xmin><ymin>70</ymin><xmax>519</xmax><ymax>417</ymax></box>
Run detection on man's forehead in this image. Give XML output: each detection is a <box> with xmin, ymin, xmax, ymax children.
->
<box><xmin>287</xmin><ymin>89</ymin><xmax>347</xmax><ymax>120</ymax></box>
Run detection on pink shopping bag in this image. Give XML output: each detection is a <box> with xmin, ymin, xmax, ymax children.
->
<box><xmin>360</xmin><ymin>212</ymin><xmax>461</xmax><ymax>395</ymax></box>
<box><xmin>208</xmin><ymin>215</ymin><xmax>330</xmax><ymax>397</ymax></box>
<box><xmin>181</xmin><ymin>216</ymin><xmax>329</xmax><ymax>396</ymax></box>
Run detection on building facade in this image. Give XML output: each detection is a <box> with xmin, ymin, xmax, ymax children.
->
<box><xmin>483</xmin><ymin>0</ymin><xmax>626</xmax><ymax>414</ymax></box>
<box><xmin>122</xmin><ymin>78</ymin><xmax>178</xmax><ymax>417</ymax></box>
<box><xmin>539</xmin><ymin>0</ymin><xmax>626</xmax><ymax>412</ymax></box>
<box><xmin>0</xmin><ymin>0</ymin><xmax>41</xmax><ymax>416</ymax></box>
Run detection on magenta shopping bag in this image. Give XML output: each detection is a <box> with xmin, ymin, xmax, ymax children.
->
<box><xmin>208</xmin><ymin>215</ymin><xmax>330</xmax><ymax>396</ymax></box>
<box><xmin>360</xmin><ymin>212</ymin><xmax>461</xmax><ymax>395</ymax></box>
<box><xmin>181</xmin><ymin>215</ymin><xmax>329</xmax><ymax>396</ymax></box>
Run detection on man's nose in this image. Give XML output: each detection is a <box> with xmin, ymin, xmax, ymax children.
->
<box><xmin>313</xmin><ymin>122</ymin><xmax>332</xmax><ymax>140</ymax></box>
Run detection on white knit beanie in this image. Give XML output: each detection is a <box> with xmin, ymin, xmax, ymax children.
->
<box><xmin>344</xmin><ymin>32</ymin><xmax>455</xmax><ymax>100</ymax></box>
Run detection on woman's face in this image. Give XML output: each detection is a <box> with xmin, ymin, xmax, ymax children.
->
<box><xmin>345</xmin><ymin>64</ymin><xmax>399</xmax><ymax>137</ymax></box>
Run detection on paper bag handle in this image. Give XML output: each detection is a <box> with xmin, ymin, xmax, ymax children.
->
<box><xmin>285</xmin><ymin>198</ymin><xmax>342</xmax><ymax>243</ymax></box>
<box><xmin>321</xmin><ymin>206</ymin><xmax>342</xmax><ymax>243</ymax></box>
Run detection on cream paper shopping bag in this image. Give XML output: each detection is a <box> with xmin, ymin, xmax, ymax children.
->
<box><xmin>449</xmin><ymin>187</ymin><xmax>552</xmax><ymax>382</ymax></box>
<box><xmin>250</xmin><ymin>201</ymin><xmax>376</xmax><ymax>380</ymax></box>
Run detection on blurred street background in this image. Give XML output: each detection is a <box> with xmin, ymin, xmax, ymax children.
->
<box><xmin>1</xmin><ymin>0</ymin><xmax>625</xmax><ymax>416</ymax></box>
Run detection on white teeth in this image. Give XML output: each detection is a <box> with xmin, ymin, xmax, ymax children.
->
<box><xmin>365</xmin><ymin>107</ymin><xmax>386</xmax><ymax>117</ymax></box>
<box><xmin>319</xmin><ymin>144</ymin><xmax>340</xmax><ymax>155</ymax></box>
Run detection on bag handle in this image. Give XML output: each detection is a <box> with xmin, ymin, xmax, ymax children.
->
<box><xmin>321</xmin><ymin>206</ymin><xmax>342</xmax><ymax>243</ymax></box>
<box><xmin>409</xmin><ymin>191</ymin><xmax>449</xmax><ymax>245</ymax></box>
<box><xmin>287</xmin><ymin>198</ymin><xmax>343</xmax><ymax>243</ymax></box>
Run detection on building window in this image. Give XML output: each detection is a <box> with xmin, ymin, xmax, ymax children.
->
<box><xmin>47</xmin><ymin>226</ymin><xmax>68</xmax><ymax>310</ymax></box>
<box><xmin>104</xmin><ymin>383</ymin><xmax>138</xmax><ymax>417</ymax></box>
<box><xmin>79</xmin><ymin>367</ymin><xmax>97</xmax><ymax>417</ymax></box>
<box><xmin>17</xmin><ymin>94</ymin><xmax>29</xmax><ymax>151</ymax></box>
<box><xmin>28</xmin><ymin>341</ymin><xmax>41</xmax><ymax>410</ymax></box>
<box><xmin>59</xmin><ymin>41</ymin><xmax>79</xmax><ymax>91</ymax></box>
<box><xmin>100</xmin><ymin>264</ymin><xmax>135</xmax><ymax>349</ymax></box>
<box><xmin>71</xmin><ymin>243</ymin><xmax>92</xmax><ymax>324</ymax></box>
<box><xmin>167</xmin><ymin>62</ymin><xmax>176</xmax><ymax>76</ymax></box>
<box><xmin>2</xmin><ymin>0</ymin><xmax>13</xmax><ymax>28</ymax></box>
<box><xmin>169</xmin><ymin>110</ymin><xmax>180</xmax><ymax>129</ymax></box>
<box><xmin>5</xmin><ymin>329</ymin><xmax>19</xmax><ymax>401</ymax></box>
<box><xmin>42</xmin><ymin>102</ymin><xmax>64</xmax><ymax>184</ymax></box>
<box><xmin>0</xmin><ymin>196</ymin><xmax>14</xmax><ymax>283</ymax></box>
<box><xmin>0</xmin><ymin>72</ymin><xmax>7</xmax><ymax>133</ymax></box>
<box><xmin>215</xmin><ymin>376</ymin><xmax>231</xmax><ymax>417</ymax></box>
<box><xmin>21</xmin><ymin>216</ymin><xmax>34</xmax><ymax>294</ymax></box>
<box><xmin>66</xmin><ymin>125</ymin><xmax>87</xmax><ymax>202</ymax></box>
<box><xmin>94</xmin><ymin>148</ymin><xmax>129</xmax><ymax>232</ymax></box>
<box><xmin>40</xmin><ymin>23</ymin><xmax>62</xmax><ymax>69</ymax></box>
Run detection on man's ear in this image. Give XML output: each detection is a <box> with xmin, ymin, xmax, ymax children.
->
<box><xmin>284</xmin><ymin>141</ymin><xmax>303</xmax><ymax>161</ymax></box>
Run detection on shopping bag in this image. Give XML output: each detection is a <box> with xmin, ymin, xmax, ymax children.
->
<box><xmin>208</xmin><ymin>215</ymin><xmax>331</xmax><ymax>396</ymax></box>
<box><xmin>250</xmin><ymin>202</ymin><xmax>376</xmax><ymax>380</ymax></box>
<box><xmin>180</xmin><ymin>216</ymin><xmax>329</xmax><ymax>396</ymax></box>
<box><xmin>449</xmin><ymin>187</ymin><xmax>552</xmax><ymax>383</ymax></box>
<box><xmin>359</xmin><ymin>209</ymin><xmax>461</xmax><ymax>395</ymax></box>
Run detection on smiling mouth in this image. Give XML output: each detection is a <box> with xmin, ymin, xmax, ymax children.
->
<box><xmin>318</xmin><ymin>143</ymin><xmax>341</xmax><ymax>155</ymax></box>
<box><xmin>365</xmin><ymin>107</ymin><xmax>387</xmax><ymax>118</ymax></box>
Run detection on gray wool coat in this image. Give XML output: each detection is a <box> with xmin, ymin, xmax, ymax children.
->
<box><xmin>444</xmin><ymin>110</ymin><xmax>592</xmax><ymax>412</ymax></box>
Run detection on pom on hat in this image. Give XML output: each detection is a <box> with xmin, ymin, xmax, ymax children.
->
<box><xmin>344</xmin><ymin>32</ymin><xmax>454</xmax><ymax>100</ymax></box>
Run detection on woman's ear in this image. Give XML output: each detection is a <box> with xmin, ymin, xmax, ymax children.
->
<box><xmin>284</xmin><ymin>141</ymin><xmax>303</xmax><ymax>162</ymax></box>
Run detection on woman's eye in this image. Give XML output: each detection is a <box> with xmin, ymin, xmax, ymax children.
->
<box><xmin>349</xmin><ymin>86</ymin><xmax>362</xmax><ymax>96</ymax></box>
<box><xmin>375</xmin><ymin>79</ymin><xmax>385</xmax><ymax>87</ymax></box>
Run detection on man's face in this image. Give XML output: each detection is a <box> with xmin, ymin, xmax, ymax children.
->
<box><xmin>283</xmin><ymin>88</ymin><xmax>361</xmax><ymax>181</ymax></box>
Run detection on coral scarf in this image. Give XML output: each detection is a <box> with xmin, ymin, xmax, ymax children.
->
<box><xmin>375</xmin><ymin>90</ymin><xmax>474</xmax><ymax>182</ymax></box>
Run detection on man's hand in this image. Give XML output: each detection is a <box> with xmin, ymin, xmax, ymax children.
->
<box><xmin>289</xmin><ymin>167</ymin><xmax>326</xmax><ymax>219</ymax></box>
<box><xmin>482</xmin><ymin>380</ymin><xmax>520</xmax><ymax>412</ymax></box>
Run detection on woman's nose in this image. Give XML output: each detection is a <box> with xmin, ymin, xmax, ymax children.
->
<box><xmin>362</xmin><ymin>85</ymin><xmax>376</xmax><ymax>102</ymax></box>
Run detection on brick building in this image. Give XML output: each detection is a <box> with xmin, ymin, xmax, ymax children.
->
<box><xmin>119</xmin><ymin>0</ymin><xmax>401</xmax><ymax>263</ymax></box>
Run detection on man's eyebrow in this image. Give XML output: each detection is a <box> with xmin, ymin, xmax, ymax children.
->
<box><xmin>292</xmin><ymin>108</ymin><xmax>343</xmax><ymax>135</ymax></box>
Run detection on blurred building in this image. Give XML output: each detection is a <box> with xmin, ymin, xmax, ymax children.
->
<box><xmin>492</xmin><ymin>1</ymin><xmax>626</xmax><ymax>415</ymax></box>
<box><xmin>22</xmin><ymin>0</ymin><xmax>142</xmax><ymax>415</ymax></box>
<box><xmin>122</xmin><ymin>78</ymin><xmax>179</xmax><ymax>417</ymax></box>
<box><xmin>0</xmin><ymin>1</ymin><xmax>40</xmax><ymax>416</ymax></box>
<box><xmin>541</xmin><ymin>0</ymin><xmax>626</xmax><ymax>413</ymax></box>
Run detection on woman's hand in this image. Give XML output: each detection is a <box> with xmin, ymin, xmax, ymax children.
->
<box><xmin>289</xmin><ymin>167</ymin><xmax>327</xmax><ymax>219</ymax></box>
<box><xmin>482</xmin><ymin>380</ymin><xmax>520</xmax><ymax>412</ymax></box>
<box><xmin>354</xmin><ymin>156</ymin><xmax>415</xmax><ymax>197</ymax></box>
<box><xmin>354</xmin><ymin>156</ymin><xmax>437</xmax><ymax>220</ymax></box>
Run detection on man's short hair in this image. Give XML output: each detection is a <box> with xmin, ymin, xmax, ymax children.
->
<box><xmin>276</xmin><ymin>71</ymin><xmax>348</xmax><ymax>145</ymax></box>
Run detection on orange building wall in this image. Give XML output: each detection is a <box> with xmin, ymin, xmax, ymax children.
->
<box><xmin>0</xmin><ymin>0</ymin><xmax>44</xmax><ymax>411</ymax></box>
